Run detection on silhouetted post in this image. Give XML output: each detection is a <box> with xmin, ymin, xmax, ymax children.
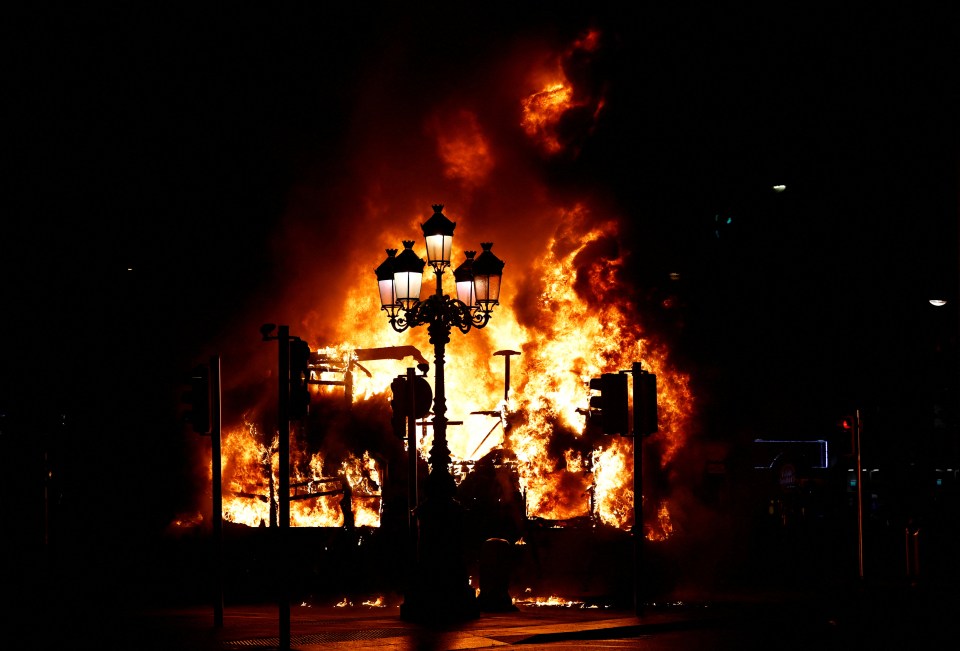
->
<box><xmin>633</xmin><ymin>395</ymin><xmax>643</xmax><ymax>617</ymax></box>
<box><xmin>905</xmin><ymin>519</ymin><xmax>921</xmax><ymax>581</ymax></box>
<box><xmin>406</xmin><ymin>367</ymin><xmax>419</xmax><ymax>589</ymax></box>
<box><xmin>398</xmin><ymin>290</ymin><xmax>480</xmax><ymax>621</ymax></box>
<box><xmin>211</xmin><ymin>355</ymin><xmax>224</xmax><ymax>628</ymax></box>
<box><xmin>277</xmin><ymin>326</ymin><xmax>291</xmax><ymax>650</ymax></box>
<box><xmin>853</xmin><ymin>409</ymin><xmax>863</xmax><ymax>580</ymax></box>
<box><xmin>632</xmin><ymin>362</ymin><xmax>658</xmax><ymax>616</ymax></box>
<box><xmin>259</xmin><ymin>325</ymin><xmax>293</xmax><ymax>650</ymax></box>
<box><xmin>493</xmin><ymin>350</ymin><xmax>521</xmax><ymax>403</ymax></box>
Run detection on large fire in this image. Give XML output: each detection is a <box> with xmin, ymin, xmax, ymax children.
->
<box><xmin>520</xmin><ymin>28</ymin><xmax>606</xmax><ymax>157</ymax></box>
<box><xmin>196</xmin><ymin>27</ymin><xmax>693</xmax><ymax>544</ymax></box>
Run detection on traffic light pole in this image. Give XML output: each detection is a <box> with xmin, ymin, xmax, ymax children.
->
<box><xmin>257</xmin><ymin>323</ymin><xmax>305</xmax><ymax>649</ymax></box>
<box><xmin>211</xmin><ymin>355</ymin><xmax>224</xmax><ymax>628</ymax></box>
<box><xmin>630</xmin><ymin>362</ymin><xmax>658</xmax><ymax>616</ymax></box>
<box><xmin>277</xmin><ymin>326</ymin><xmax>291</xmax><ymax>651</ymax></box>
<box><xmin>631</xmin><ymin>363</ymin><xmax>644</xmax><ymax>617</ymax></box>
<box><xmin>853</xmin><ymin>409</ymin><xmax>864</xmax><ymax>580</ymax></box>
<box><xmin>182</xmin><ymin>356</ymin><xmax>223</xmax><ymax>628</ymax></box>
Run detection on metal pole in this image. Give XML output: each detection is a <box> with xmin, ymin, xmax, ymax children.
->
<box><xmin>399</xmin><ymin>268</ymin><xmax>478</xmax><ymax>622</ymax></box>
<box><xmin>406</xmin><ymin>367</ymin><xmax>419</xmax><ymax>586</ymax></box>
<box><xmin>854</xmin><ymin>409</ymin><xmax>864</xmax><ymax>580</ymax></box>
<box><xmin>493</xmin><ymin>350</ymin><xmax>520</xmax><ymax>403</ymax></box>
<box><xmin>44</xmin><ymin>449</ymin><xmax>49</xmax><ymax>547</ymax></box>
<box><xmin>631</xmin><ymin>362</ymin><xmax>644</xmax><ymax>616</ymax></box>
<box><xmin>277</xmin><ymin>327</ymin><xmax>291</xmax><ymax>650</ymax></box>
<box><xmin>210</xmin><ymin>355</ymin><xmax>224</xmax><ymax>628</ymax></box>
<box><xmin>634</xmin><ymin>434</ymin><xmax>643</xmax><ymax>616</ymax></box>
<box><xmin>426</xmin><ymin>273</ymin><xmax>455</xmax><ymax>500</ymax></box>
<box><xmin>504</xmin><ymin>356</ymin><xmax>510</xmax><ymax>402</ymax></box>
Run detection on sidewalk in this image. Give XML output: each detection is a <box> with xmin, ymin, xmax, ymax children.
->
<box><xmin>86</xmin><ymin>600</ymin><xmax>734</xmax><ymax>651</ymax></box>
<box><xmin>39</xmin><ymin>576</ymin><xmax>958</xmax><ymax>650</ymax></box>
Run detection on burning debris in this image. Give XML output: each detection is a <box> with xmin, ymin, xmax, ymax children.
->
<box><xmin>513</xmin><ymin>594</ymin><xmax>589</xmax><ymax>608</ymax></box>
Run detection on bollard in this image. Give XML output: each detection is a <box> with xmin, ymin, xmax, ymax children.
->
<box><xmin>478</xmin><ymin>538</ymin><xmax>518</xmax><ymax>612</ymax></box>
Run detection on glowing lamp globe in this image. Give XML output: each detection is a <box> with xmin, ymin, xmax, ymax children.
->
<box><xmin>453</xmin><ymin>251</ymin><xmax>477</xmax><ymax>308</ymax></box>
<box><xmin>374</xmin><ymin>248</ymin><xmax>400</xmax><ymax>317</ymax></box>
<box><xmin>471</xmin><ymin>242</ymin><xmax>504</xmax><ymax>312</ymax></box>
<box><xmin>421</xmin><ymin>204</ymin><xmax>456</xmax><ymax>271</ymax></box>
<box><xmin>393</xmin><ymin>240</ymin><xmax>425</xmax><ymax>310</ymax></box>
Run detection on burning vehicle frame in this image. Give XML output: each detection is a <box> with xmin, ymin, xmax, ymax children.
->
<box><xmin>190</xmin><ymin>203</ymin><xmax>680</xmax><ymax>620</ymax></box>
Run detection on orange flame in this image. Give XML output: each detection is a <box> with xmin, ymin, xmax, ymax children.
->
<box><xmin>196</xmin><ymin>27</ymin><xmax>692</xmax><ymax>541</ymax></box>
<box><xmin>432</xmin><ymin>110</ymin><xmax>495</xmax><ymax>189</ymax></box>
<box><xmin>215</xmin><ymin>417</ymin><xmax>382</xmax><ymax>528</ymax></box>
<box><xmin>514</xmin><ymin>594</ymin><xmax>587</xmax><ymax>608</ymax></box>
<box><xmin>520</xmin><ymin>28</ymin><xmax>606</xmax><ymax>156</ymax></box>
<box><xmin>521</xmin><ymin>81</ymin><xmax>573</xmax><ymax>154</ymax></box>
<box><xmin>209</xmin><ymin>202</ymin><xmax>692</xmax><ymax>533</ymax></box>
<box><xmin>646</xmin><ymin>501</ymin><xmax>675</xmax><ymax>542</ymax></box>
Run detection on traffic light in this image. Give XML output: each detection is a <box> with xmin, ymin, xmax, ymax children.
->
<box><xmin>588</xmin><ymin>372</ymin><xmax>629</xmax><ymax>434</ymax></box>
<box><xmin>390</xmin><ymin>374</ymin><xmax>432</xmax><ymax>437</ymax></box>
<box><xmin>183</xmin><ymin>363</ymin><xmax>211</xmax><ymax>435</ymax></box>
<box><xmin>634</xmin><ymin>369</ymin><xmax>658</xmax><ymax>436</ymax></box>
<box><xmin>289</xmin><ymin>338</ymin><xmax>311</xmax><ymax>420</ymax></box>
<box><xmin>837</xmin><ymin>412</ymin><xmax>860</xmax><ymax>455</ymax></box>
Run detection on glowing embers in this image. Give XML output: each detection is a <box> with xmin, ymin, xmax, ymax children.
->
<box><xmin>333</xmin><ymin>595</ymin><xmax>390</xmax><ymax>609</ymax></box>
<box><xmin>512</xmin><ymin>589</ymin><xmax>609</xmax><ymax>609</ymax></box>
<box><xmin>334</xmin><ymin>596</ymin><xmax>388</xmax><ymax>608</ymax></box>
<box><xmin>514</xmin><ymin>594</ymin><xmax>586</xmax><ymax>608</ymax></box>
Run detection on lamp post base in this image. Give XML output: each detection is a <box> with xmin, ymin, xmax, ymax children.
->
<box><xmin>399</xmin><ymin>496</ymin><xmax>480</xmax><ymax>624</ymax></box>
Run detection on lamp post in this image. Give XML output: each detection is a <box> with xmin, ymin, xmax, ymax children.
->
<box><xmin>375</xmin><ymin>204</ymin><xmax>504</xmax><ymax>622</ymax></box>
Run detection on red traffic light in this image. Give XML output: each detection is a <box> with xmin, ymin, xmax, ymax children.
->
<box><xmin>839</xmin><ymin>414</ymin><xmax>859</xmax><ymax>431</ymax></box>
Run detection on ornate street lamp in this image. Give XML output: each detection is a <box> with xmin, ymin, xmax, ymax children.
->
<box><xmin>453</xmin><ymin>250</ymin><xmax>477</xmax><ymax>308</ymax></box>
<box><xmin>373</xmin><ymin>204</ymin><xmax>504</xmax><ymax>623</ymax></box>
<box><xmin>375</xmin><ymin>248</ymin><xmax>400</xmax><ymax>318</ymax></box>
<box><xmin>392</xmin><ymin>241</ymin><xmax>425</xmax><ymax>311</ymax></box>
<box><xmin>471</xmin><ymin>242</ymin><xmax>505</xmax><ymax>314</ymax></box>
<box><xmin>421</xmin><ymin>203</ymin><xmax>456</xmax><ymax>271</ymax></box>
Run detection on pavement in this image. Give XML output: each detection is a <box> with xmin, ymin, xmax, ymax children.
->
<box><xmin>34</xmin><ymin>576</ymin><xmax>959</xmax><ymax>650</ymax></box>
<box><xmin>44</xmin><ymin>599</ymin><xmax>742</xmax><ymax>651</ymax></box>
<box><xmin>132</xmin><ymin>603</ymin><xmax>712</xmax><ymax>650</ymax></box>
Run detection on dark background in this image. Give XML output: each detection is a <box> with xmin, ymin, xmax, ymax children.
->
<box><xmin>3</xmin><ymin>3</ymin><xmax>957</xmax><ymax>605</ymax></box>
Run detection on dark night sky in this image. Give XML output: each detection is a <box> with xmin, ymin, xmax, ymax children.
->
<box><xmin>3</xmin><ymin>5</ymin><xmax>958</xmax><ymax>544</ymax></box>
